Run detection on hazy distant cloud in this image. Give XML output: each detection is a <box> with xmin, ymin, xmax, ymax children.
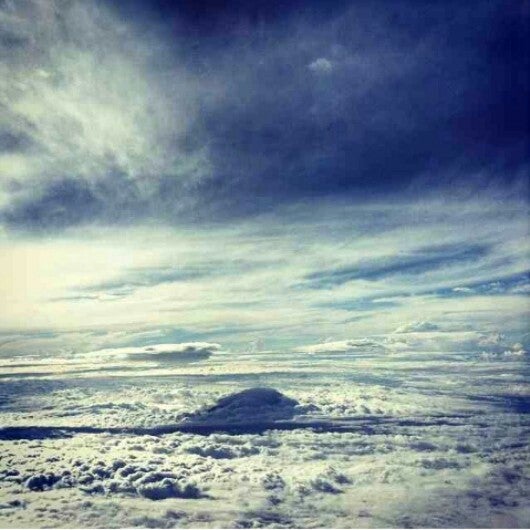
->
<box><xmin>295</xmin><ymin>338</ymin><xmax>385</xmax><ymax>354</ymax></box>
<box><xmin>384</xmin><ymin>329</ymin><xmax>528</xmax><ymax>357</ymax></box>
<box><xmin>0</xmin><ymin>197</ymin><xmax>528</xmax><ymax>350</ymax></box>
<box><xmin>295</xmin><ymin>325</ymin><xmax>530</xmax><ymax>358</ymax></box>
<box><xmin>86</xmin><ymin>343</ymin><xmax>222</xmax><ymax>363</ymax></box>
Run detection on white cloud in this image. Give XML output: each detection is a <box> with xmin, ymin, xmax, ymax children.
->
<box><xmin>308</xmin><ymin>57</ymin><xmax>333</xmax><ymax>74</ymax></box>
<box><xmin>294</xmin><ymin>338</ymin><xmax>385</xmax><ymax>354</ymax></box>
<box><xmin>453</xmin><ymin>287</ymin><xmax>473</xmax><ymax>293</ymax></box>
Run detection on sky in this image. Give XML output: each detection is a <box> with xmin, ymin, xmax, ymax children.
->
<box><xmin>0</xmin><ymin>2</ymin><xmax>530</xmax><ymax>528</ymax></box>
<box><xmin>0</xmin><ymin>0</ymin><xmax>529</xmax><ymax>358</ymax></box>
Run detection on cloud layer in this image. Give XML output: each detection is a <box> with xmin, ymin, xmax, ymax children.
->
<box><xmin>0</xmin><ymin>354</ymin><xmax>529</xmax><ymax>527</ymax></box>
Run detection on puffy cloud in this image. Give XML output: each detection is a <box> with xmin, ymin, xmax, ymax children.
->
<box><xmin>308</xmin><ymin>57</ymin><xmax>333</xmax><ymax>74</ymax></box>
<box><xmin>135</xmin><ymin>475</ymin><xmax>202</xmax><ymax>500</ymax></box>
<box><xmin>393</xmin><ymin>321</ymin><xmax>440</xmax><ymax>333</ymax></box>
<box><xmin>22</xmin><ymin>456</ymin><xmax>203</xmax><ymax>500</ymax></box>
<box><xmin>182</xmin><ymin>439</ymin><xmax>260</xmax><ymax>459</ymax></box>
<box><xmin>25</xmin><ymin>473</ymin><xmax>62</xmax><ymax>491</ymax></box>
<box><xmin>309</xmin><ymin>466</ymin><xmax>350</xmax><ymax>494</ymax></box>
<box><xmin>480</xmin><ymin>341</ymin><xmax>528</xmax><ymax>359</ymax></box>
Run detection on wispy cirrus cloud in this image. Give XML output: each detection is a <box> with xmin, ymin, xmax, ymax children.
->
<box><xmin>0</xmin><ymin>197</ymin><xmax>528</xmax><ymax>354</ymax></box>
<box><xmin>0</xmin><ymin>0</ymin><xmax>212</xmax><ymax>228</ymax></box>
<box><xmin>301</xmin><ymin>243</ymin><xmax>491</xmax><ymax>289</ymax></box>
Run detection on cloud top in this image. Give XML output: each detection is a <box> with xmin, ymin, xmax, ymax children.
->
<box><xmin>184</xmin><ymin>387</ymin><xmax>301</xmax><ymax>425</ymax></box>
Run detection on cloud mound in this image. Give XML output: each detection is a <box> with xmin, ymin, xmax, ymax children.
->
<box><xmin>184</xmin><ymin>388</ymin><xmax>300</xmax><ymax>425</ymax></box>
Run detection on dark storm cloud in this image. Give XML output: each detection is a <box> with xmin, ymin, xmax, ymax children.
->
<box><xmin>0</xmin><ymin>0</ymin><xmax>528</xmax><ymax>230</ymax></box>
<box><xmin>162</xmin><ymin>0</ymin><xmax>529</xmax><ymax>208</ymax></box>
